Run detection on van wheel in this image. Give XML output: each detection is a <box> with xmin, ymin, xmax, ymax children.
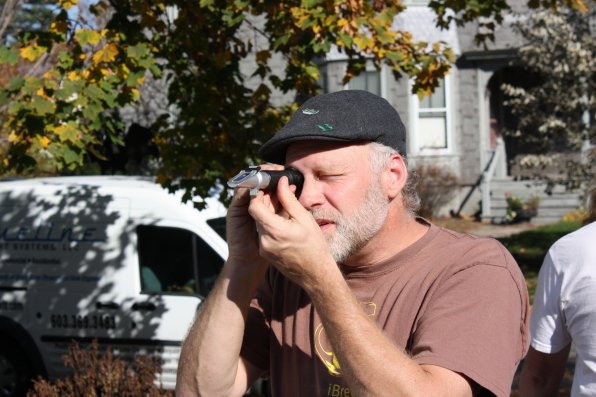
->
<box><xmin>0</xmin><ymin>343</ymin><xmax>34</xmax><ymax>397</ymax></box>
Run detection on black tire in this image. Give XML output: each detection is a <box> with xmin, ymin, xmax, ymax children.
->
<box><xmin>0</xmin><ymin>342</ymin><xmax>34</xmax><ymax>397</ymax></box>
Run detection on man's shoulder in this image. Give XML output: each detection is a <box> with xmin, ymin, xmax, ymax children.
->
<box><xmin>426</xmin><ymin>223</ymin><xmax>518</xmax><ymax>272</ymax></box>
<box><xmin>553</xmin><ymin>221</ymin><xmax>596</xmax><ymax>249</ymax></box>
<box><xmin>547</xmin><ymin>222</ymin><xmax>596</xmax><ymax>270</ymax></box>
<box><xmin>431</xmin><ymin>223</ymin><xmax>509</xmax><ymax>254</ymax></box>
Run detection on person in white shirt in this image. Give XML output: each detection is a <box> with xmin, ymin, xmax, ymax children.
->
<box><xmin>520</xmin><ymin>186</ymin><xmax>596</xmax><ymax>396</ymax></box>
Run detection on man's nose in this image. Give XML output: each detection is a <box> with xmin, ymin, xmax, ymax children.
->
<box><xmin>298</xmin><ymin>177</ymin><xmax>325</xmax><ymax>209</ymax></box>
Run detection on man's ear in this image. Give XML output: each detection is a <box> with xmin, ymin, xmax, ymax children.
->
<box><xmin>384</xmin><ymin>154</ymin><xmax>408</xmax><ymax>200</ymax></box>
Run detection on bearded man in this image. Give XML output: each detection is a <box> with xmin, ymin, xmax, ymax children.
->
<box><xmin>176</xmin><ymin>90</ymin><xmax>529</xmax><ymax>397</ymax></box>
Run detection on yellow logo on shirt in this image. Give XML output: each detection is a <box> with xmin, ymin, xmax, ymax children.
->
<box><xmin>314</xmin><ymin>301</ymin><xmax>376</xmax><ymax>376</ymax></box>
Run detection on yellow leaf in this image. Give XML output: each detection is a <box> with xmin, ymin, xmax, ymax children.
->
<box><xmin>38</xmin><ymin>136</ymin><xmax>51</xmax><ymax>148</ymax></box>
<box><xmin>92</xmin><ymin>43</ymin><xmax>119</xmax><ymax>65</ymax></box>
<box><xmin>36</xmin><ymin>87</ymin><xmax>46</xmax><ymax>97</ymax></box>
<box><xmin>100</xmin><ymin>67</ymin><xmax>114</xmax><ymax>76</ymax></box>
<box><xmin>68</xmin><ymin>71</ymin><xmax>80</xmax><ymax>81</ymax></box>
<box><xmin>53</xmin><ymin>124</ymin><xmax>79</xmax><ymax>143</ymax></box>
<box><xmin>43</xmin><ymin>70</ymin><xmax>58</xmax><ymax>80</ymax></box>
<box><xmin>337</xmin><ymin>18</ymin><xmax>349</xmax><ymax>28</ymax></box>
<box><xmin>58</xmin><ymin>0</ymin><xmax>78</xmax><ymax>11</ymax></box>
<box><xmin>353</xmin><ymin>36</ymin><xmax>373</xmax><ymax>50</ymax></box>
<box><xmin>131</xmin><ymin>88</ymin><xmax>140</xmax><ymax>101</ymax></box>
<box><xmin>20</xmin><ymin>44</ymin><xmax>47</xmax><ymax>62</ymax></box>
<box><xmin>8</xmin><ymin>131</ymin><xmax>19</xmax><ymax>143</ymax></box>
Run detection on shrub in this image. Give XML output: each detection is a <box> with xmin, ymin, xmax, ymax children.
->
<box><xmin>561</xmin><ymin>208</ymin><xmax>588</xmax><ymax>223</ymax></box>
<box><xmin>414</xmin><ymin>164</ymin><xmax>459</xmax><ymax>219</ymax></box>
<box><xmin>504</xmin><ymin>194</ymin><xmax>540</xmax><ymax>223</ymax></box>
<box><xmin>27</xmin><ymin>340</ymin><xmax>173</xmax><ymax>397</ymax></box>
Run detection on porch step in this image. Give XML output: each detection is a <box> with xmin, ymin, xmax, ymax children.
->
<box><xmin>484</xmin><ymin>179</ymin><xmax>583</xmax><ymax>224</ymax></box>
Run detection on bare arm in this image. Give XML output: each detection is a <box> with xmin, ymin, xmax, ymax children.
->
<box><xmin>176</xmin><ymin>187</ymin><xmax>269</xmax><ymax>397</ymax></box>
<box><xmin>519</xmin><ymin>345</ymin><xmax>571</xmax><ymax>397</ymax></box>
<box><xmin>249</xmin><ymin>178</ymin><xmax>478</xmax><ymax>397</ymax></box>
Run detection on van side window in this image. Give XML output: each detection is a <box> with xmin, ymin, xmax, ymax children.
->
<box><xmin>136</xmin><ymin>225</ymin><xmax>223</xmax><ymax>296</ymax></box>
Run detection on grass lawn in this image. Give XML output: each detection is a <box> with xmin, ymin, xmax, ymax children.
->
<box><xmin>496</xmin><ymin>220</ymin><xmax>583</xmax><ymax>303</ymax></box>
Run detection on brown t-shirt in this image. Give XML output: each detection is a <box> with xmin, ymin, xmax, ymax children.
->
<box><xmin>241</xmin><ymin>221</ymin><xmax>530</xmax><ymax>397</ymax></box>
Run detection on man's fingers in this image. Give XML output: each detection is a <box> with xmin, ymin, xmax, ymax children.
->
<box><xmin>248</xmin><ymin>191</ymin><xmax>279</xmax><ymax>231</ymax></box>
<box><xmin>276</xmin><ymin>177</ymin><xmax>310</xmax><ymax>222</ymax></box>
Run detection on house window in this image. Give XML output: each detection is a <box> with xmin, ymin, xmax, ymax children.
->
<box><xmin>348</xmin><ymin>69</ymin><xmax>381</xmax><ymax>96</ymax></box>
<box><xmin>413</xmin><ymin>77</ymin><xmax>451</xmax><ymax>152</ymax></box>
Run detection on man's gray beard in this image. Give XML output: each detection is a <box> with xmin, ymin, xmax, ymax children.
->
<box><xmin>310</xmin><ymin>177</ymin><xmax>389</xmax><ymax>264</ymax></box>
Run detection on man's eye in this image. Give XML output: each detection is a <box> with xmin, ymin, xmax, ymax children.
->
<box><xmin>316</xmin><ymin>173</ymin><xmax>341</xmax><ymax>180</ymax></box>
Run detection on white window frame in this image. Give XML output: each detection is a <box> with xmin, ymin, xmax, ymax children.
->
<box><xmin>409</xmin><ymin>75</ymin><xmax>453</xmax><ymax>155</ymax></box>
<box><xmin>403</xmin><ymin>0</ymin><xmax>430</xmax><ymax>6</ymax></box>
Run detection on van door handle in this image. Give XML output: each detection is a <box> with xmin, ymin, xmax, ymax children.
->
<box><xmin>95</xmin><ymin>301</ymin><xmax>120</xmax><ymax>310</ymax></box>
<box><xmin>132</xmin><ymin>302</ymin><xmax>156</xmax><ymax>311</ymax></box>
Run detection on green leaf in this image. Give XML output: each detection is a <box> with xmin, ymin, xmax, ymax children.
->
<box><xmin>337</xmin><ymin>33</ymin><xmax>353</xmax><ymax>48</ymax></box>
<box><xmin>32</xmin><ymin>96</ymin><xmax>55</xmax><ymax>115</ymax></box>
<box><xmin>57</xmin><ymin>50</ymin><xmax>74</xmax><ymax>69</ymax></box>
<box><xmin>303</xmin><ymin>0</ymin><xmax>322</xmax><ymax>7</ymax></box>
<box><xmin>126</xmin><ymin>42</ymin><xmax>150</xmax><ymax>61</ymax></box>
<box><xmin>56</xmin><ymin>124</ymin><xmax>78</xmax><ymax>142</ymax></box>
<box><xmin>0</xmin><ymin>90</ymin><xmax>8</xmax><ymax>106</ymax></box>
<box><xmin>233</xmin><ymin>0</ymin><xmax>249</xmax><ymax>9</ymax></box>
<box><xmin>52</xmin><ymin>144</ymin><xmax>81</xmax><ymax>165</ymax></box>
<box><xmin>84</xmin><ymin>84</ymin><xmax>107</xmax><ymax>102</ymax></box>
<box><xmin>74</xmin><ymin>29</ymin><xmax>102</xmax><ymax>46</ymax></box>
<box><xmin>56</xmin><ymin>79</ymin><xmax>85</xmax><ymax>100</ymax></box>
<box><xmin>8</xmin><ymin>77</ymin><xmax>25</xmax><ymax>91</ymax></box>
<box><xmin>0</xmin><ymin>46</ymin><xmax>20</xmax><ymax>65</ymax></box>
<box><xmin>125</xmin><ymin>70</ymin><xmax>146</xmax><ymax>87</ymax></box>
<box><xmin>82</xmin><ymin>102</ymin><xmax>102</xmax><ymax>119</ymax></box>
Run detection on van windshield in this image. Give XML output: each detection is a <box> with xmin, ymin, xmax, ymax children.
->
<box><xmin>206</xmin><ymin>217</ymin><xmax>226</xmax><ymax>241</ymax></box>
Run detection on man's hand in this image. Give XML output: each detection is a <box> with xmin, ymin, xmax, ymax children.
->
<box><xmin>226</xmin><ymin>164</ymin><xmax>285</xmax><ymax>267</ymax></box>
<box><xmin>248</xmin><ymin>176</ymin><xmax>335</xmax><ymax>289</ymax></box>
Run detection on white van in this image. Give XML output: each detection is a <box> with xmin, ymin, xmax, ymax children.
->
<box><xmin>0</xmin><ymin>176</ymin><xmax>229</xmax><ymax>396</ymax></box>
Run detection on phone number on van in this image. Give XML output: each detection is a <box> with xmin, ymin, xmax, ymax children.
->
<box><xmin>50</xmin><ymin>314</ymin><xmax>116</xmax><ymax>330</ymax></box>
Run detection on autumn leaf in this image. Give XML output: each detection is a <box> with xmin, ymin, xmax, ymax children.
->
<box><xmin>20</xmin><ymin>44</ymin><xmax>47</xmax><ymax>62</ymax></box>
<box><xmin>53</xmin><ymin>124</ymin><xmax>79</xmax><ymax>143</ymax></box>
<box><xmin>57</xmin><ymin>0</ymin><xmax>79</xmax><ymax>11</ymax></box>
<box><xmin>75</xmin><ymin>29</ymin><xmax>102</xmax><ymax>46</ymax></box>
<box><xmin>37</xmin><ymin>136</ymin><xmax>51</xmax><ymax>148</ymax></box>
<box><xmin>8</xmin><ymin>131</ymin><xmax>20</xmax><ymax>143</ymax></box>
<box><xmin>92</xmin><ymin>43</ymin><xmax>119</xmax><ymax>64</ymax></box>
